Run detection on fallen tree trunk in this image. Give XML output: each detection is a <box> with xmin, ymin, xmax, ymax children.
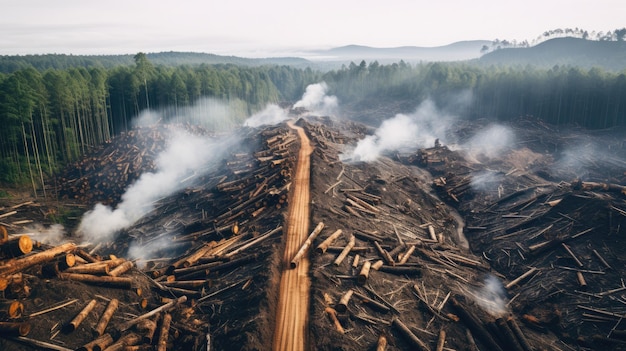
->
<box><xmin>290</xmin><ymin>222</ymin><xmax>325</xmax><ymax>268</ymax></box>
<box><xmin>316</xmin><ymin>229</ymin><xmax>343</xmax><ymax>254</ymax></box>
<box><xmin>0</xmin><ymin>321</ymin><xmax>30</xmax><ymax>336</ymax></box>
<box><xmin>94</xmin><ymin>298</ymin><xmax>118</xmax><ymax>337</ymax></box>
<box><xmin>64</xmin><ymin>299</ymin><xmax>98</xmax><ymax>333</ymax></box>
<box><xmin>0</xmin><ymin>242</ymin><xmax>76</xmax><ymax>276</ymax></box>
<box><xmin>59</xmin><ymin>273</ymin><xmax>132</xmax><ymax>288</ymax></box>
<box><xmin>76</xmin><ymin>333</ymin><xmax>114</xmax><ymax>351</ymax></box>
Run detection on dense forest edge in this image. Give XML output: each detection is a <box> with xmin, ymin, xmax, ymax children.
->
<box><xmin>1</xmin><ymin>52</ymin><xmax>625</xmax><ymax>192</ymax></box>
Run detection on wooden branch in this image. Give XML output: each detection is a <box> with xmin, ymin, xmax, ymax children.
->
<box><xmin>108</xmin><ymin>260</ymin><xmax>134</xmax><ymax>277</ymax></box>
<box><xmin>291</xmin><ymin>222</ymin><xmax>325</xmax><ymax>268</ymax></box>
<box><xmin>29</xmin><ymin>299</ymin><xmax>78</xmax><ymax>318</ymax></box>
<box><xmin>496</xmin><ymin>317</ymin><xmax>525</xmax><ymax>351</ymax></box>
<box><xmin>436</xmin><ymin>329</ymin><xmax>446</xmax><ymax>351</ymax></box>
<box><xmin>353</xmin><ymin>291</ymin><xmax>390</xmax><ymax>312</ymax></box>
<box><xmin>117</xmin><ymin>296</ymin><xmax>187</xmax><ymax>332</ymax></box>
<box><xmin>562</xmin><ymin>243</ymin><xmax>583</xmax><ymax>267</ymax></box>
<box><xmin>391</xmin><ymin>318</ymin><xmax>429</xmax><ymax>351</ymax></box>
<box><xmin>324</xmin><ymin>307</ymin><xmax>344</xmax><ymax>334</ymax></box>
<box><xmin>12</xmin><ymin>336</ymin><xmax>73</xmax><ymax>351</ymax></box>
<box><xmin>593</xmin><ymin>249</ymin><xmax>612</xmax><ymax>270</ymax></box>
<box><xmin>507</xmin><ymin>316</ymin><xmax>533</xmax><ymax>351</ymax></box>
<box><xmin>374</xmin><ymin>241</ymin><xmax>395</xmax><ymax>266</ymax></box>
<box><xmin>505</xmin><ymin>267</ymin><xmax>538</xmax><ymax>289</ymax></box>
<box><xmin>223</xmin><ymin>226</ymin><xmax>282</xmax><ymax>259</ymax></box>
<box><xmin>398</xmin><ymin>245</ymin><xmax>415</xmax><ymax>265</ymax></box>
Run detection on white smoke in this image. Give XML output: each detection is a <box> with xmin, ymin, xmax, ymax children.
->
<box><xmin>133</xmin><ymin>97</ymin><xmax>247</xmax><ymax>131</ymax></box>
<box><xmin>468</xmin><ymin>274</ymin><xmax>509</xmax><ymax>317</ymax></box>
<box><xmin>77</xmin><ymin>128</ymin><xmax>234</xmax><ymax>243</ymax></box>
<box><xmin>553</xmin><ymin>142</ymin><xmax>597</xmax><ymax>180</ymax></box>
<box><xmin>293</xmin><ymin>82</ymin><xmax>338</xmax><ymax>116</ymax></box>
<box><xmin>464</xmin><ymin>124</ymin><xmax>516</xmax><ymax>160</ymax></box>
<box><xmin>23</xmin><ymin>223</ymin><xmax>67</xmax><ymax>245</ymax></box>
<box><xmin>244</xmin><ymin>104</ymin><xmax>288</xmax><ymax>127</ymax></box>
<box><xmin>342</xmin><ymin>99</ymin><xmax>456</xmax><ymax>162</ymax></box>
<box><xmin>470</xmin><ymin>170</ymin><xmax>503</xmax><ymax>193</ymax></box>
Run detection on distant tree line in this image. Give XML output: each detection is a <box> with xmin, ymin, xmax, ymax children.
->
<box><xmin>323</xmin><ymin>60</ymin><xmax>626</xmax><ymax>129</ymax></box>
<box><xmin>2</xmin><ymin>54</ymin><xmax>625</xmax><ymax>189</ymax></box>
<box><xmin>0</xmin><ymin>53</ymin><xmax>319</xmax><ymax>187</ymax></box>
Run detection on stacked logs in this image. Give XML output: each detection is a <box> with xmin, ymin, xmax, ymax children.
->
<box><xmin>55</xmin><ymin>124</ymin><xmax>213</xmax><ymax>205</ymax></box>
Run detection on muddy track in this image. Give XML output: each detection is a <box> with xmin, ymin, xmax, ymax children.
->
<box><xmin>272</xmin><ymin>120</ymin><xmax>313</xmax><ymax>351</ymax></box>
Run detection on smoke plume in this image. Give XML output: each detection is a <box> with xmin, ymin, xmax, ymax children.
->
<box><xmin>77</xmin><ymin>127</ymin><xmax>236</xmax><ymax>244</ymax></box>
<box><xmin>293</xmin><ymin>82</ymin><xmax>338</xmax><ymax>116</ymax></box>
<box><xmin>133</xmin><ymin>97</ymin><xmax>247</xmax><ymax>131</ymax></box>
<box><xmin>244</xmin><ymin>104</ymin><xmax>288</xmax><ymax>127</ymax></box>
<box><xmin>463</xmin><ymin>124</ymin><xmax>516</xmax><ymax>160</ymax></box>
<box><xmin>470</xmin><ymin>170</ymin><xmax>503</xmax><ymax>193</ymax></box>
<box><xmin>342</xmin><ymin>99</ymin><xmax>456</xmax><ymax>162</ymax></box>
<box><xmin>24</xmin><ymin>223</ymin><xmax>67</xmax><ymax>245</ymax></box>
<box><xmin>468</xmin><ymin>274</ymin><xmax>509</xmax><ymax>317</ymax></box>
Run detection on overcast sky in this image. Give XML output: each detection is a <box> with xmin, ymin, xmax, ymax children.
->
<box><xmin>1</xmin><ymin>0</ymin><xmax>624</xmax><ymax>57</ymax></box>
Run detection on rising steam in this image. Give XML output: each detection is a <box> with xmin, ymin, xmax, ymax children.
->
<box><xmin>244</xmin><ymin>104</ymin><xmax>288</xmax><ymax>127</ymax></box>
<box><xmin>293</xmin><ymin>82</ymin><xmax>338</xmax><ymax>116</ymax></box>
<box><xmin>342</xmin><ymin>99</ymin><xmax>455</xmax><ymax>162</ymax></box>
<box><xmin>77</xmin><ymin>126</ymin><xmax>235</xmax><ymax>244</ymax></box>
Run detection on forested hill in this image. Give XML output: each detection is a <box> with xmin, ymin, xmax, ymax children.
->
<box><xmin>479</xmin><ymin>37</ymin><xmax>626</xmax><ymax>71</ymax></box>
<box><xmin>0</xmin><ymin>52</ymin><xmax>312</xmax><ymax>74</ymax></box>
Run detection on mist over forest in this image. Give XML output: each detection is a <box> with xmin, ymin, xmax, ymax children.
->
<box><xmin>1</xmin><ymin>30</ymin><xmax>625</xmax><ymax>189</ymax></box>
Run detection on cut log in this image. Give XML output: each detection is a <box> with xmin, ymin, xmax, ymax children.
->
<box><xmin>65</xmin><ymin>262</ymin><xmax>111</xmax><ymax>275</ymax></box>
<box><xmin>94</xmin><ymin>299</ymin><xmax>118</xmax><ymax>337</ymax></box>
<box><xmin>378</xmin><ymin>265</ymin><xmax>422</xmax><ymax>276</ymax></box>
<box><xmin>333</xmin><ymin>235</ymin><xmax>355</xmax><ymax>266</ymax></box>
<box><xmin>496</xmin><ymin>317</ymin><xmax>525</xmax><ymax>351</ymax></box>
<box><xmin>0</xmin><ymin>242</ymin><xmax>76</xmax><ymax>276</ymax></box>
<box><xmin>41</xmin><ymin>254</ymin><xmax>76</xmax><ymax>278</ymax></box>
<box><xmin>75</xmin><ymin>248</ymin><xmax>99</xmax><ymax>263</ymax></box>
<box><xmin>108</xmin><ymin>261</ymin><xmax>134</xmax><ymax>277</ymax></box>
<box><xmin>506</xmin><ymin>316</ymin><xmax>533</xmax><ymax>351</ymax></box>
<box><xmin>352</xmin><ymin>254</ymin><xmax>360</xmax><ymax>269</ymax></box>
<box><xmin>374</xmin><ymin>241</ymin><xmax>395</xmax><ymax>266</ymax></box>
<box><xmin>0</xmin><ymin>235</ymin><xmax>33</xmax><ymax>258</ymax></box>
<box><xmin>336</xmin><ymin>290</ymin><xmax>353</xmax><ymax>313</ymax></box>
<box><xmin>371</xmin><ymin>260</ymin><xmax>384</xmax><ymax>271</ymax></box>
<box><xmin>376</xmin><ymin>334</ymin><xmax>387</xmax><ymax>351</ymax></box>
<box><xmin>76</xmin><ymin>333</ymin><xmax>114</xmax><ymax>351</ymax></box>
<box><xmin>0</xmin><ymin>299</ymin><xmax>24</xmax><ymax>318</ymax></box>
<box><xmin>450</xmin><ymin>297</ymin><xmax>504</xmax><ymax>351</ymax></box>
<box><xmin>136</xmin><ymin>317</ymin><xmax>158</xmax><ymax>344</ymax></box>
<box><xmin>290</xmin><ymin>222</ymin><xmax>325</xmax><ymax>268</ymax></box>
<box><xmin>157</xmin><ymin>313</ymin><xmax>172</xmax><ymax>351</ymax></box>
<box><xmin>398</xmin><ymin>245</ymin><xmax>416</xmax><ymax>265</ymax></box>
<box><xmin>102</xmin><ymin>332</ymin><xmax>141</xmax><ymax>351</ymax></box>
<box><xmin>315</xmin><ymin>229</ymin><xmax>343</xmax><ymax>254</ymax></box>
<box><xmin>358</xmin><ymin>261</ymin><xmax>372</xmax><ymax>285</ymax></box>
<box><xmin>391</xmin><ymin>318</ymin><xmax>429</xmax><ymax>351</ymax></box>
<box><xmin>0</xmin><ymin>321</ymin><xmax>30</xmax><ymax>336</ymax></box>
<box><xmin>59</xmin><ymin>273</ymin><xmax>132</xmax><ymax>288</ymax></box>
<box><xmin>577</xmin><ymin>271</ymin><xmax>588</xmax><ymax>290</ymax></box>
<box><xmin>0</xmin><ymin>224</ymin><xmax>8</xmax><ymax>244</ymax></box>
<box><xmin>64</xmin><ymin>299</ymin><xmax>98</xmax><ymax>333</ymax></box>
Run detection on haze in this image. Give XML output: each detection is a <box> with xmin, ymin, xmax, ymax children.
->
<box><xmin>1</xmin><ymin>0</ymin><xmax>624</xmax><ymax>57</ymax></box>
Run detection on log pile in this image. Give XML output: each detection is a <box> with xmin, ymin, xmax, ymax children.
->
<box><xmin>1</xmin><ymin>122</ymin><xmax>299</xmax><ymax>350</ymax></box>
<box><xmin>55</xmin><ymin>124</ymin><xmax>213</xmax><ymax>205</ymax></box>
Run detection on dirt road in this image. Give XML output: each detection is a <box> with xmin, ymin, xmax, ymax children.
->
<box><xmin>272</xmin><ymin>120</ymin><xmax>313</xmax><ymax>351</ymax></box>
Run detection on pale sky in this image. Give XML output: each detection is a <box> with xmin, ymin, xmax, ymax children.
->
<box><xmin>0</xmin><ymin>0</ymin><xmax>624</xmax><ymax>57</ymax></box>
